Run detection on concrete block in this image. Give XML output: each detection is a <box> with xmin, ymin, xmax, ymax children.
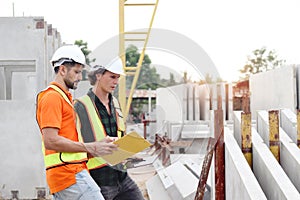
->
<box><xmin>151</xmin><ymin>157</ymin><xmax>202</xmax><ymax>200</ymax></box>
<box><xmin>250</xmin><ymin>65</ymin><xmax>297</xmax><ymax>119</ymax></box>
<box><xmin>280</xmin><ymin>108</ymin><xmax>297</xmax><ymax>144</ymax></box>
<box><xmin>279</xmin><ymin>128</ymin><xmax>300</xmax><ymax>192</ymax></box>
<box><xmin>225</xmin><ymin>128</ymin><xmax>267</xmax><ymax>200</ymax></box>
<box><xmin>0</xmin><ymin>101</ymin><xmax>46</xmax><ymax>199</ymax></box>
<box><xmin>156</xmin><ymin>85</ymin><xmax>186</xmax><ymax>130</ymax></box>
<box><xmin>181</xmin><ymin>123</ymin><xmax>210</xmax><ymax>139</ymax></box>
<box><xmin>146</xmin><ymin>175</ymin><xmax>172</xmax><ymax>200</ymax></box>
<box><xmin>256</xmin><ymin>110</ymin><xmax>271</xmax><ymax>147</ymax></box>
<box><xmin>194</xmin><ymin>85</ymin><xmax>201</xmax><ymax>121</ymax></box>
<box><xmin>252</xmin><ymin>129</ymin><xmax>300</xmax><ymax>199</ymax></box>
<box><xmin>198</xmin><ymin>84</ymin><xmax>210</xmax><ymax>120</ymax></box>
<box><xmin>233</xmin><ymin>111</ymin><xmax>242</xmax><ymax>148</ymax></box>
<box><xmin>165</xmin><ymin>161</ymin><xmax>198</xmax><ymax>200</ymax></box>
<box><xmin>187</xmin><ymin>84</ymin><xmax>194</xmax><ymax>121</ymax></box>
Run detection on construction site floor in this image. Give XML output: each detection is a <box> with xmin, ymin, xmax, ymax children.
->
<box><xmin>128</xmin><ymin>165</ymin><xmax>156</xmax><ymax>200</ymax></box>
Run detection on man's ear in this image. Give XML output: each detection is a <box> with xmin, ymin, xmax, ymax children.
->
<box><xmin>59</xmin><ymin>65</ymin><xmax>67</xmax><ymax>76</ymax></box>
<box><xmin>96</xmin><ymin>73</ymin><xmax>102</xmax><ymax>80</ymax></box>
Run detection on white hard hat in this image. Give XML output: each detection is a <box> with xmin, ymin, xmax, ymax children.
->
<box><xmin>106</xmin><ymin>58</ymin><xmax>126</xmax><ymax>76</ymax></box>
<box><xmin>50</xmin><ymin>45</ymin><xmax>86</xmax><ymax>67</ymax></box>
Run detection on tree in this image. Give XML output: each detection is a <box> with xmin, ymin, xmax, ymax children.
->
<box><xmin>124</xmin><ymin>44</ymin><xmax>181</xmax><ymax>122</ymax></box>
<box><xmin>239</xmin><ymin>47</ymin><xmax>285</xmax><ymax>80</ymax></box>
<box><xmin>125</xmin><ymin>44</ymin><xmax>161</xmax><ymax>90</ymax></box>
<box><xmin>74</xmin><ymin>40</ymin><xmax>95</xmax><ymax>80</ymax></box>
<box><xmin>74</xmin><ymin>40</ymin><xmax>95</xmax><ymax>66</ymax></box>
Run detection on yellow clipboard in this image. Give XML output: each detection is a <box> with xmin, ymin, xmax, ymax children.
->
<box><xmin>101</xmin><ymin>131</ymin><xmax>151</xmax><ymax>166</ymax></box>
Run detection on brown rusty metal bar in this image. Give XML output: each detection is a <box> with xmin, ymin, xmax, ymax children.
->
<box><xmin>215</xmin><ymin>90</ymin><xmax>225</xmax><ymax>200</ymax></box>
<box><xmin>149</xmin><ymin>134</ymin><xmax>172</xmax><ymax>166</ymax></box>
<box><xmin>142</xmin><ymin>120</ymin><xmax>156</xmax><ymax>139</ymax></box>
<box><xmin>194</xmin><ymin>138</ymin><xmax>216</xmax><ymax>200</ymax></box>
<box><xmin>241</xmin><ymin>112</ymin><xmax>252</xmax><ymax>168</ymax></box>
<box><xmin>195</xmin><ymin>86</ymin><xmax>225</xmax><ymax>200</ymax></box>
<box><xmin>297</xmin><ymin>110</ymin><xmax>300</xmax><ymax>148</ymax></box>
<box><xmin>269</xmin><ymin>110</ymin><xmax>280</xmax><ymax>162</ymax></box>
<box><xmin>214</xmin><ymin>109</ymin><xmax>225</xmax><ymax>200</ymax></box>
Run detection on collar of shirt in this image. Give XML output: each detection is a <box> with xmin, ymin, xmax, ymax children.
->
<box><xmin>49</xmin><ymin>81</ymin><xmax>73</xmax><ymax>101</ymax></box>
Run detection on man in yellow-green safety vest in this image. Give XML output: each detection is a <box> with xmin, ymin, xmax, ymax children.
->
<box><xmin>36</xmin><ymin>45</ymin><xmax>117</xmax><ymax>200</ymax></box>
<box><xmin>74</xmin><ymin>61</ymin><xmax>145</xmax><ymax>200</ymax></box>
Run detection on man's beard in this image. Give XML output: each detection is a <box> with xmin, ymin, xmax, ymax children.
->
<box><xmin>64</xmin><ymin>79</ymin><xmax>78</xmax><ymax>90</ymax></box>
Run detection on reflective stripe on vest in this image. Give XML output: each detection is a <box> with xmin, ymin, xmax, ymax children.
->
<box><xmin>43</xmin><ymin>144</ymin><xmax>87</xmax><ymax>169</ymax></box>
<box><xmin>40</xmin><ymin>85</ymin><xmax>87</xmax><ymax>169</ymax></box>
<box><xmin>76</xmin><ymin>95</ymin><xmax>125</xmax><ymax>170</ymax></box>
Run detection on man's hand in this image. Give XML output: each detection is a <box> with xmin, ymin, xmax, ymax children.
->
<box><xmin>84</xmin><ymin>137</ymin><xmax>118</xmax><ymax>157</ymax></box>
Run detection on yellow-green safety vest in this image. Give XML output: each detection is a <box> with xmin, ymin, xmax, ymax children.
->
<box><xmin>39</xmin><ymin>85</ymin><xmax>88</xmax><ymax>170</ymax></box>
<box><xmin>76</xmin><ymin>94</ymin><xmax>125</xmax><ymax>170</ymax></box>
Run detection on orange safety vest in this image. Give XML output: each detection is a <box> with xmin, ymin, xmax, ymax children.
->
<box><xmin>75</xmin><ymin>94</ymin><xmax>125</xmax><ymax>170</ymax></box>
<box><xmin>37</xmin><ymin>85</ymin><xmax>88</xmax><ymax>170</ymax></box>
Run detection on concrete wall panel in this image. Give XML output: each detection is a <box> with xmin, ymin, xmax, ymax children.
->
<box><xmin>252</xmin><ymin>129</ymin><xmax>300</xmax><ymax>199</ymax></box>
<box><xmin>0</xmin><ymin>100</ymin><xmax>46</xmax><ymax>199</ymax></box>
<box><xmin>250</xmin><ymin>65</ymin><xmax>297</xmax><ymax>119</ymax></box>
<box><xmin>0</xmin><ymin>17</ymin><xmax>61</xmax><ymax>97</ymax></box>
<box><xmin>225</xmin><ymin>128</ymin><xmax>267</xmax><ymax>200</ymax></box>
<box><xmin>280</xmin><ymin>130</ymin><xmax>300</xmax><ymax>192</ymax></box>
<box><xmin>280</xmin><ymin>108</ymin><xmax>297</xmax><ymax>144</ymax></box>
<box><xmin>199</xmin><ymin>84</ymin><xmax>210</xmax><ymax>120</ymax></box>
<box><xmin>156</xmin><ymin>84</ymin><xmax>186</xmax><ymax>130</ymax></box>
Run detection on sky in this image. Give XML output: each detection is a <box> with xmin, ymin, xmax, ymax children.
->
<box><xmin>1</xmin><ymin>0</ymin><xmax>300</xmax><ymax>82</ymax></box>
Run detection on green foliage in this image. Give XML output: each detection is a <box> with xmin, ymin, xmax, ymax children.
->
<box><xmin>74</xmin><ymin>40</ymin><xmax>95</xmax><ymax>66</ymax></box>
<box><xmin>239</xmin><ymin>47</ymin><xmax>285</xmax><ymax>79</ymax></box>
<box><xmin>74</xmin><ymin>40</ymin><xmax>95</xmax><ymax>80</ymax></box>
<box><xmin>125</xmin><ymin>44</ymin><xmax>178</xmax><ymax>90</ymax></box>
<box><xmin>125</xmin><ymin>44</ymin><xmax>180</xmax><ymax>120</ymax></box>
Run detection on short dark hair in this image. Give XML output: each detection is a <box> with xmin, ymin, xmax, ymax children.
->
<box><xmin>53</xmin><ymin>60</ymin><xmax>77</xmax><ymax>74</ymax></box>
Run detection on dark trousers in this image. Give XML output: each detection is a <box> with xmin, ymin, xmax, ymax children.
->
<box><xmin>100</xmin><ymin>175</ymin><xmax>144</xmax><ymax>200</ymax></box>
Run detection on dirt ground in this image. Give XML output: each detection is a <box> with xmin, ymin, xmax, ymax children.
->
<box><xmin>128</xmin><ymin>165</ymin><xmax>157</xmax><ymax>200</ymax></box>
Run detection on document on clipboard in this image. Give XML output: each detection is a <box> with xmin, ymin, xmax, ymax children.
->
<box><xmin>101</xmin><ymin>131</ymin><xmax>152</xmax><ymax>166</ymax></box>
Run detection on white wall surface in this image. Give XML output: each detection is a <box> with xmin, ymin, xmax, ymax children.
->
<box><xmin>156</xmin><ymin>84</ymin><xmax>186</xmax><ymax>131</ymax></box>
<box><xmin>0</xmin><ymin>17</ymin><xmax>61</xmax><ymax>99</ymax></box>
<box><xmin>0</xmin><ymin>100</ymin><xmax>46</xmax><ymax>199</ymax></box>
<box><xmin>250</xmin><ymin>65</ymin><xmax>297</xmax><ymax>119</ymax></box>
<box><xmin>225</xmin><ymin>128</ymin><xmax>267</xmax><ymax>200</ymax></box>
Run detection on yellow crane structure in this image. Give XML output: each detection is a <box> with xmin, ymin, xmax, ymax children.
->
<box><xmin>118</xmin><ymin>0</ymin><xmax>159</xmax><ymax>120</ymax></box>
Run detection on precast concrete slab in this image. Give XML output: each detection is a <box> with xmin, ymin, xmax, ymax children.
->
<box><xmin>256</xmin><ymin>110</ymin><xmax>271</xmax><ymax>147</ymax></box>
<box><xmin>194</xmin><ymin>85</ymin><xmax>201</xmax><ymax>121</ymax></box>
<box><xmin>250</xmin><ymin>65</ymin><xmax>297</xmax><ymax>119</ymax></box>
<box><xmin>0</xmin><ymin>100</ymin><xmax>46</xmax><ymax>199</ymax></box>
<box><xmin>147</xmin><ymin>154</ymin><xmax>207</xmax><ymax>200</ymax></box>
<box><xmin>187</xmin><ymin>84</ymin><xmax>195</xmax><ymax>121</ymax></box>
<box><xmin>257</xmin><ymin>110</ymin><xmax>300</xmax><ymax>192</ymax></box>
<box><xmin>146</xmin><ymin>174</ymin><xmax>172</xmax><ymax>200</ymax></box>
<box><xmin>181</xmin><ymin>122</ymin><xmax>210</xmax><ymax>139</ymax></box>
<box><xmin>0</xmin><ymin>17</ymin><xmax>61</xmax><ymax>95</ymax></box>
<box><xmin>234</xmin><ymin>110</ymin><xmax>300</xmax><ymax>199</ymax></box>
<box><xmin>252</xmin><ymin>128</ymin><xmax>300</xmax><ymax>199</ymax></box>
<box><xmin>225</xmin><ymin>128</ymin><xmax>267</xmax><ymax>200</ymax></box>
<box><xmin>280</xmin><ymin>108</ymin><xmax>297</xmax><ymax>144</ymax></box>
<box><xmin>198</xmin><ymin>84</ymin><xmax>210</xmax><ymax>120</ymax></box>
<box><xmin>209</xmin><ymin>83</ymin><xmax>226</xmax><ymax>116</ymax></box>
<box><xmin>156</xmin><ymin>85</ymin><xmax>187</xmax><ymax>131</ymax></box>
<box><xmin>278</xmin><ymin>128</ymin><xmax>300</xmax><ymax>192</ymax></box>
